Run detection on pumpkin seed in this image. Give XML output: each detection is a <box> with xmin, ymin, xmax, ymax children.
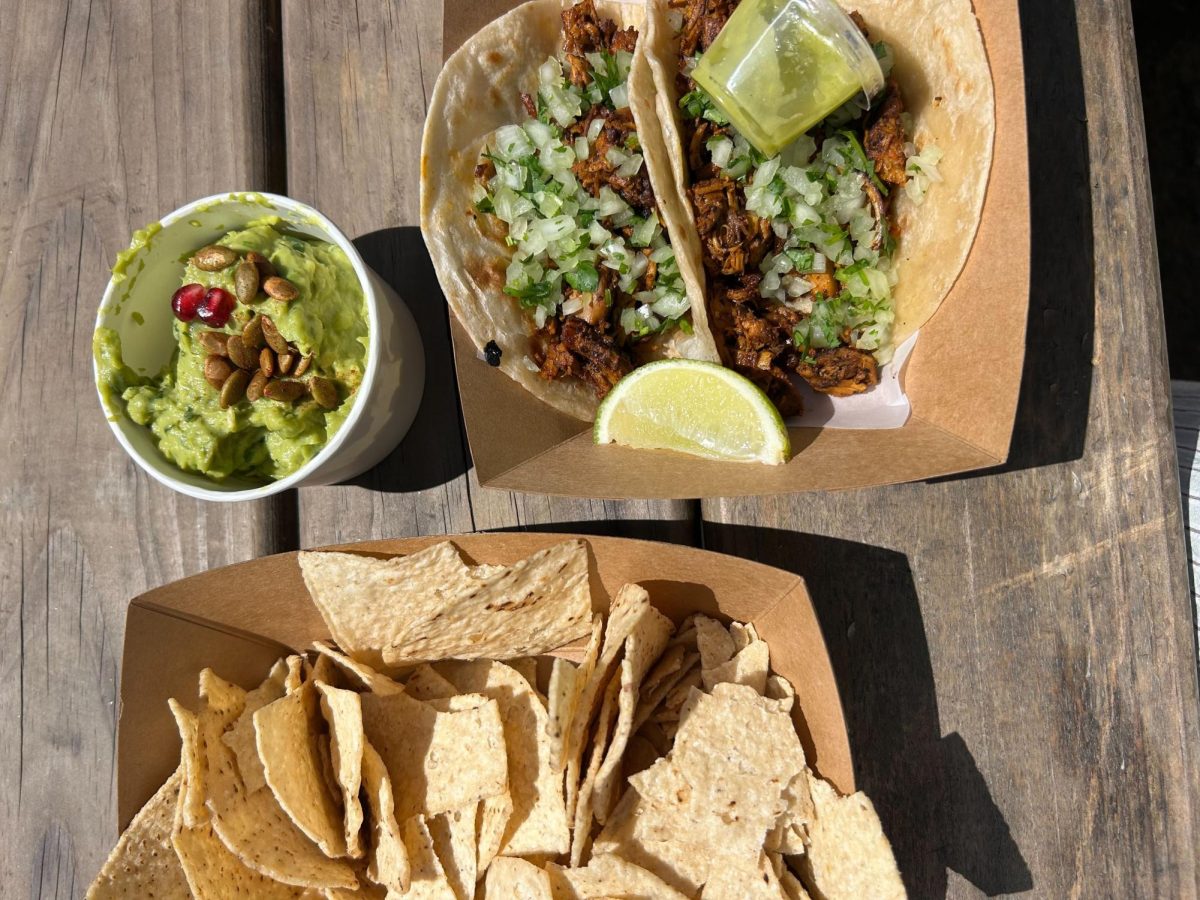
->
<box><xmin>246</xmin><ymin>370</ymin><xmax>268</xmax><ymax>403</ymax></box>
<box><xmin>234</xmin><ymin>260</ymin><xmax>260</xmax><ymax>305</ymax></box>
<box><xmin>246</xmin><ymin>250</ymin><xmax>276</xmax><ymax>280</ymax></box>
<box><xmin>260</xmin><ymin>316</ymin><xmax>289</xmax><ymax>354</ymax></box>
<box><xmin>259</xmin><ymin>347</ymin><xmax>276</xmax><ymax>378</ymax></box>
<box><xmin>226</xmin><ymin>334</ymin><xmax>257</xmax><ymax>370</ymax></box>
<box><xmin>263</xmin><ymin>379</ymin><xmax>307</xmax><ymax>404</ymax></box>
<box><xmin>294</xmin><ymin>354</ymin><xmax>312</xmax><ymax>377</ymax></box>
<box><xmin>219</xmin><ymin>368</ymin><xmax>250</xmax><ymax>409</ymax></box>
<box><xmin>191</xmin><ymin>245</ymin><xmax>238</xmax><ymax>271</ymax></box>
<box><xmin>309</xmin><ymin>376</ymin><xmax>339</xmax><ymax>410</ymax></box>
<box><xmin>242</xmin><ymin>315</ymin><xmax>265</xmax><ymax>350</ymax></box>
<box><xmin>263</xmin><ymin>276</ymin><xmax>299</xmax><ymax>302</ymax></box>
<box><xmin>203</xmin><ymin>355</ymin><xmax>234</xmax><ymax>390</ymax></box>
<box><xmin>197</xmin><ymin>331</ymin><xmax>230</xmax><ymax>356</ymax></box>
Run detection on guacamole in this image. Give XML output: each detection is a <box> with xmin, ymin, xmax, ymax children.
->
<box><xmin>95</xmin><ymin>221</ymin><xmax>369</xmax><ymax>482</ymax></box>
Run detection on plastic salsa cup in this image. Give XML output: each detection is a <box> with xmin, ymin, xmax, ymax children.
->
<box><xmin>692</xmin><ymin>0</ymin><xmax>885</xmax><ymax>156</ymax></box>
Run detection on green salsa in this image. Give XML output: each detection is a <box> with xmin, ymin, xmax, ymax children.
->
<box><xmin>95</xmin><ymin>221</ymin><xmax>369</xmax><ymax>482</ymax></box>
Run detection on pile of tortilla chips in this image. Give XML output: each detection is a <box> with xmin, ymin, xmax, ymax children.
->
<box><xmin>88</xmin><ymin>539</ymin><xmax>905</xmax><ymax>899</ymax></box>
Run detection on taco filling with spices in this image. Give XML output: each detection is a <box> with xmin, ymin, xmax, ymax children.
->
<box><xmin>668</xmin><ymin>0</ymin><xmax>942</xmax><ymax>415</ymax></box>
<box><xmin>470</xmin><ymin>0</ymin><xmax>712</xmax><ymax>400</ymax></box>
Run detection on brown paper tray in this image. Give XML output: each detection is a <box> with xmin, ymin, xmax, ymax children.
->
<box><xmin>115</xmin><ymin>533</ymin><xmax>850</xmax><ymax>828</ymax></box>
<box><xmin>438</xmin><ymin>0</ymin><xmax>1029</xmax><ymax>497</ymax></box>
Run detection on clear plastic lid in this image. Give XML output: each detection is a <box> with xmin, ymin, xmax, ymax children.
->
<box><xmin>692</xmin><ymin>0</ymin><xmax>885</xmax><ymax>156</ymax></box>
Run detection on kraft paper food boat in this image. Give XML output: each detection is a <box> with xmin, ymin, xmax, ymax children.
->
<box><xmin>439</xmin><ymin>0</ymin><xmax>1029</xmax><ymax>497</ymax></box>
<box><xmin>115</xmin><ymin>533</ymin><xmax>851</xmax><ymax>828</ymax></box>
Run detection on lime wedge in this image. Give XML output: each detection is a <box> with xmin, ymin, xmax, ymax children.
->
<box><xmin>594</xmin><ymin>360</ymin><xmax>791</xmax><ymax>465</ymax></box>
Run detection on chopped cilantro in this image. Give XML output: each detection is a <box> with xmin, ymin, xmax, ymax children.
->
<box><xmin>587</xmin><ymin>50</ymin><xmax>624</xmax><ymax>108</ymax></box>
<box><xmin>835</xmin><ymin>259</ymin><xmax>870</xmax><ymax>283</ymax></box>
<box><xmin>785</xmin><ymin>248</ymin><xmax>815</xmax><ymax>271</ymax></box>
<box><xmin>679</xmin><ymin>89</ymin><xmax>729</xmax><ymax>125</ymax></box>
<box><xmin>837</xmin><ymin>130</ymin><xmax>888</xmax><ymax>196</ymax></box>
<box><xmin>504</xmin><ymin>280</ymin><xmax>555</xmax><ymax>309</ymax></box>
<box><xmin>564</xmin><ymin>263</ymin><xmax>600</xmax><ymax>292</ymax></box>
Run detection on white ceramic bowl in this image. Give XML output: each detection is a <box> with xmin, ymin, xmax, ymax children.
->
<box><xmin>93</xmin><ymin>192</ymin><xmax>424</xmax><ymax>501</ymax></box>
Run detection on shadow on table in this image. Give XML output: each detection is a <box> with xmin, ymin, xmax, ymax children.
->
<box><xmin>343</xmin><ymin>226</ymin><xmax>472</xmax><ymax>492</ymax></box>
<box><xmin>490</xmin><ymin>519</ymin><xmax>1033</xmax><ymax>896</ymax></box>
<box><xmin>934</xmin><ymin>0</ymin><xmax>1095</xmax><ymax>485</ymax></box>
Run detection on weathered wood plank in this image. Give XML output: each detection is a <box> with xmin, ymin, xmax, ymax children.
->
<box><xmin>281</xmin><ymin>0</ymin><xmax>694</xmax><ymax>546</ymax></box>
<box><xmin>0</xmin><ymin>2</ymin><xmax>290</xmax><ymax>895</ymax></box>
<box><xmin>702</xmin><ymin>0</ymin><xmax>1200</xmax><ymax>896</ymax></box>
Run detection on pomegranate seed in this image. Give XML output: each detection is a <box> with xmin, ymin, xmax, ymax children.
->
<box><xmin>171</xmin><ymin>283</ymin><xmax>206</xmax><ymax>322</ymax></box>
<box><xmin>197</xmin><ymin>287</ymin><xmax>235</xmax><ymax>328</ymax></box>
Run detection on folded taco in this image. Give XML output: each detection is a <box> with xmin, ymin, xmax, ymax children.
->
<box><xmin>643</xmin><ymin>0</ymin><xmax>994</xmax><ymax>414</ymax></box>
<box><xmin>422</xmin><ymin>0</ymin><xmax>720</xmax><ymax>421</ymax></box>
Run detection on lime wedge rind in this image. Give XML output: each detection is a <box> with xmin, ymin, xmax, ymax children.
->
<box><xmin>593</xmin><ymin>360</ymin><xmax>791</xmax><ymax>465</ymax></box>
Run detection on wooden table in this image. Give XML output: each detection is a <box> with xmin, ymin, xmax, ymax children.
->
<box><xmin>2</xmin><ymin>0</ymin><xmax>1197</xmax><ymax>896</ymax></box>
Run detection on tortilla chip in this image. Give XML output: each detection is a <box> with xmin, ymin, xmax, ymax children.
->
<box><xmin>284</xmin><ymin>655</ymin><xmax>307</xmax><ymax>693</ymax></box>
<box><xmin>729</xmin><ymin>622</ymin><xmax>759</xmax><ymax>653</ymax></box>
<box><xmin>168</xmin><ymin>699</ymin><xmax>206</xmax><ymax>828</ymax></box>
<box><xmin>323</xmin><ymin>879</ymin><xmax>387</xmax><ymax>900</ymax></box>
<box><xmin>565</xmin><ymin>586</ymin><xmax>662</xmax><ymax>826</ymax></box>
<box><xmin>403</xmin><ymin>815</ymin><xmax>459</xmax><ymax>899</ymax></box>
<box><xmin>222</xmin><ymin>660</ymin><xmax>289</xmax><ymax>795</ymax></box>
<box><xmin>799</xmin><ymin>775</ymin><xmax>905</xmax><ymax>900</ymax></box>
<box><xmin>693</xmin><ymin>616</ymin><xmax>735</xmax><ymax>671</ymax></box>
<box><xmin>547</xmin><ymin>657</ymin><xmax>578</xmax><ymax>773</ymax></box>
<box><xmin>477</xmin><ymin>789</ymin><xmax>514</xmax><ymax>876</ymax></box>
<box><xmin>700</xmin><ymin>852</ymin><xmax>785</xmax><ymax>899</ymax></box>
<box><xmin>360</xmin><ymin>690</ymin><xmax>508</xmax><ymax>821</ymax></box>
<box><xmin>572</xmin><ymin>671</ymin><xmax>622</xmax><ymax>866</ymax></box>
<box><xmin>633</xmin><ymin>651</ymin><xmax>698</xmax><ymax>734</ymax></box>
<box><xmin>622</xmin><ymin>735</ymin><xmax>660</xmax><ymax>780</ymax></box>
<box><xmin>766</xmin><ymin>770</ymin><xmax>814</xmax><ymax>857</ymax></box>
<box><xmin>599</xmin><ymin>682</ymin><xmax>808</xmax><ymax>894</ymax></box>
<box><xmin>484</xmin><ymin>855</ymin><xmax>554</xmax><ymax>898</ymax></box>
<box><xmin>406</xmin><ymin>663</ymin><xmax>459</xmax><ymax>701</ymax></box>
<box><xmin>545</xmin><ymin>852</ymin><xmax>689</xmax><ymax>899</ymax></box>
<box><xmin>203</xmin><ymin>678</ymin><xmax>357</xmax><ymax>890</ymax></box>
<box><xmin>316</xmin><ymin>682</ymin><xmax>366</xmax><ymax>859</ymax></box>
<box><xmin>550</xmin><ymin>615</ymin><xmax>601</xmax><ymax>773</ymax></box>
<box><xmin>310</xmin><ymin>641</ymin><xmax>404</xmax><ymax>696</ymax></box>
<box><xmin>589</xmin><ymin>603</ymin><xmax>673</xmax><ymax>824</ymax></box>
<box><xmin>187</xmin><ymin>669</ymin><xmax>248</xmax><ymax>831</ymax></box>
<box><xmin>702</xmin><ymin>639</ymin><xmax>769</xmax><ymax>694</ymax></box>
<box><xmin>509</xmin><ymin>656</ymin><xmax>541</xmax><ymax>697</ymax></box>
<box><xmin>254</xmin><ymin>681</ymin><xmax>348</xmax><ymax>858</ymax></box>
<box><xmin>780</xmin><ymin>866</ymin><xmax>814</xmax><ymax>900</ymax></box>
<box><xmin>630</xmin><ymin>684</ymin><xmax>805</xmax><ymax>858</ymax></box>
<box><xmin>438</xmin><ymin>660</ymin><xmax>569</xmax><ymax>857</ymax></box>
<box><xmin>591</xmin><ymin>791</ymin><xmax>714</xmax><ymax>894</ymax></box>
<box><xmin>765</xmin><ymin>674</ymin><xmax>796</xmax><ymax>713</ymax></box>
<box><xmin>173</xmin><ymin>813</ymin><xmax>308</xmax><ymax>899</ymax></box>
<box><xmin>361</xmin><ymin>741</ymin><xmax>411</xmax><ymax>893</ymax></box>
<box><xmin>85</xmin><ymin>768</ymin><xmax>190</xmax><ymax>899</ymax></box>
<box><xmin>298</xmin><ymin>541</ymin><xmax>593</xmax><ymax>669</ymax></box>
<box><xmin>428</xmin><ymin>803</ymin><xmax>478</xmax><ymax>899</ymax></box>
<box><xmin>659</xmin><ymin>666</ymin><xmax>702</xmax><ymax>718</ymax></box>
<box><xmin>640</xmin><ymin>644</ymin><xmax>684</xmax><ymax>697</ymax></box>
<box><xmin>310</xmin><ymin>651</ymin><xmax>340</xmax><ymax>688</ymax></box>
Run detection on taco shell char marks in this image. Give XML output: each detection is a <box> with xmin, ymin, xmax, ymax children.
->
<box><xmin>421</xmin><ymin>0</ymin><xmax>719</xmax><ymax>422</ymax></box>
<box><xmin>423</xmin><ymin>0</ymin><xmax>994</xmax><ymax>421</ymax></box>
